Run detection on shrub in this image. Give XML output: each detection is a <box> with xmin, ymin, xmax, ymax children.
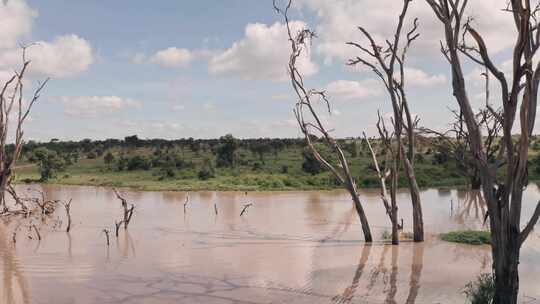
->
<box><xmin>87</xmin><ymin>151</ymin><xmax>97</xmax><ymax>159</ymax></box>
<box><xmin>198</xmin><ymin>166</ymin><xmax>214</xmax><ymax>180</ymax></box>
<box><xmin>440</xmin><ymin>230</ymin><xmax>491</xmax><ymax>245</ymax></box>
<box><xmin>252</xmin><ymin>162</ymin><xmax>263</xmax><ymax>171</ymax></box>
<box><xmin>104</xmin><ymin>152</ymin><xmax>115</xmax><ymax>164</ymax></box>
<box><xmin>302</xmin><ymin>149</ymin><xmax>322</xmax><ymax>175</ymax></box>
<box><xmin>126</xmin><ymin>155</ymin><xmax>151</xmax><ymax>171</ymax></box>
<box><xmin>159</xmin><ymin>167</ymin><xmax>176</xmax><ymax>180</ymax></box>
<box><xmin>464</xmin><ymin>273</ymin><xmax>495</xmax><ymax>304</ymax></box>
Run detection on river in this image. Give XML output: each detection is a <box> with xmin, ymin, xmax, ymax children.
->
<box><xmin>1</xmin><ymin>185</ymin><xmax>540</xmax><ymax>303</ymax></box>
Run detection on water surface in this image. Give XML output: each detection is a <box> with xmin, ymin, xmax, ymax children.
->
<box><xmin>1</xmin><ymin>185</ymin><xmax>540</xmax><ymax>303</ymax></box>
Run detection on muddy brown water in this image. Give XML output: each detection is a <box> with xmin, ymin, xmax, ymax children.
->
<box><xmin>1</xmin><ymin>185</ymin><xmax>540</xmax><ymax>304</ymax></box>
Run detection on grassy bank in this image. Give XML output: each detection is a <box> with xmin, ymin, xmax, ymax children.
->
<box><xmin>14</xmin><ymin>157</ymin><xmax>472</xmax><ymax>192</ymax></box>
<box><xmin>14</xmin><ymin>136</ymin><xmax>540</xmax><ymax>192</ymax></box>
<box><xmin>441</xmin><ymin>230</ymin><xmax>491</xmax><ymax>245</ymax></box>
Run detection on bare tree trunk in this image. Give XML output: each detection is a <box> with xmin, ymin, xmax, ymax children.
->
<box><xmin>402</xmin><ymin>153</ymin><xmax>424</xmax><ymax>242</ymax></box>
<box><xmin>347</xmin><ymin>0</ymin><xmax>423</xmax><ymax>242</ymax></box>
<box><xmin>275</xmin><ymin>0</ymin><xmax>373</xmax><ymax>242</ymax></box>
<box><xmin>425</xmin><ymin>1</ymin><xmax>540</xmax><ymax>302</ymax></box>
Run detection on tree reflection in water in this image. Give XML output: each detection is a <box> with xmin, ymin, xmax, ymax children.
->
<box><xmin>332</xmin><ymin>243</ymin><xmax>425</xmax><ymax>304</ymax></box>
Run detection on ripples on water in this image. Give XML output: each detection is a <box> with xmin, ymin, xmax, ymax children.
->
<box><xmin>0</xmin><ymin>185</ymin><xmax>539</xmax><ymax>303</ymax></box>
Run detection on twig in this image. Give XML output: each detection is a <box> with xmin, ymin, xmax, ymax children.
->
<box><xmin>102</xmin><ymin>229</ymin><xmax>110</xmax><ymax>246</ymax></box>
<box><xmin>240</xmin><ymin>203</ymin><xmax>253</xmax><ymax>217</ymax></box>
<box><xmin>63</xmin><ymin>199</ymin><xmax>72</xmax><ymax>232</ymax></box>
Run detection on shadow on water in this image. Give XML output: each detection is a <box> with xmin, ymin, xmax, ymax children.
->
<box><xmin>331</xmin><ymin>242</ymin><xmax>424</xmax><ymax>304</ymax></box>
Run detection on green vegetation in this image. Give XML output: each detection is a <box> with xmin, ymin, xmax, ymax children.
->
<box><xmin>464</xmin><ymin>273</ymin><xmax>495</xmax><ymax>304</ymax></box>
<box><xmin>12</xmin><ymin>134</ymin><xmax>540</xmax><ymax>191</ymax></box>
<box><xmin>440</xmin><ymin>230</ymin><xmax>491</xmax><ymax>245</ymax></box>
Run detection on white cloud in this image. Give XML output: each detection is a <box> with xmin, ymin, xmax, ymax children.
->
<box><xmin>297</xmin><ymin>0</ymin><xmax>515</xmax><ymax>63</ymax></box>
<box><xmin>54</xmin><ymin>95</ymin><xmax>141</xmax><ymax>118</ymax></box>
<box><xmin>150</xmin><ymin>47</ymin><xmax>193</xmax><ymax>68</ymax></box>
<box><xmin>0</xmin><ymin>0</ymin><xmax>36</xmax><ymax>49</ymax></box>
<box><xmin>0</xmin><ymin>35</ymin><xmax>93</xmax><ymax>78</ymax></box>
<box><xmin>171</xmin><ymin>104</ymin><xmax>185</xmax><ymax>111</ymax></box>
<box><xmin>326</xmin><ymin>79</ymin><xmax>381</xmax><ymax>101</ymax></box>
<box><xmin>209</xmin><ymin>21</ymin><xmax>318</xmax><ymax>81</ymax></box>
<box><xmin>404</xmin><ymin>68</ymin><xmax>446</xmax><ymax>87</ymax></box>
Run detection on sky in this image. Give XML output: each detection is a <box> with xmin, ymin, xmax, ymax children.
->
<box><xmin>0</xmin><ymin>0</ymin><xmax>524</xmax><ymax>141</ymax></box>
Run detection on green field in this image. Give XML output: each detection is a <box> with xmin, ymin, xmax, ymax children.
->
<box><xmin>13</xmin><ymin>136</ymin><xmax>540</xmax><ymax>192</ymax></box>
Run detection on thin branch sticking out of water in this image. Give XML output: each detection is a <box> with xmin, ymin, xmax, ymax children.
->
<box><xmin>240</xmin><ymin>203</ymin><xmax>252</xmax><ymax>217</ymax></box>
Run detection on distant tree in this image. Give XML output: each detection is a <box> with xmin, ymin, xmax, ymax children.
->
<box><xmin>126</xmin><ymin>155</ymin><xmax>150</xmax><ymax>171</ymax></box>
<box><xmin>250</xmin><ymin>142</ymin><xmax>268</xmax><ymax>164</ymax></box>
<box><xmin>216</xmin><ymin>134</ymin><xmax>238</xmax><ymax>168</ymax></box>
<box><xmin>124</xmin><ymin>135</ymin><xmax>140</xmax><ymax>147</ymax></box>
<box><xmin>301</xmin><ymin>148</ymin><xmax>322</xmax><ymax>175</ymax></box>
<box><xmin>198</xmin><ymin>158</ymin><xmax>215</xmax><ymax>180</ymax></box>
<box><xmin>32</xmin><ymin>147</ymin><xmax>66</xmax><ymax>181</ymax></box>
<box><xmin>104</xmin><ymin>152</ymin><xmax>115</xmax><ymax>165</ymax></box>
<box><xmin>345</xmin><ymin>141</ymin><xmax>359</xmax><ymax>158</ymax></box>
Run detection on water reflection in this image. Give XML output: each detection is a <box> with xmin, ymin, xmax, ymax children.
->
<box><xmin>452</xmin><ymin>190</ymin><xmax>487</xmax><ymax>224</ymax></box>
<box><xmin>0</xmin><ymin>223</ymin><xmax>30</xmax><ymax>304</ymax></box>
<box><xmin>0</xmin><ymin>185</ymin><xmax>538</xmax><ymax>303</ymax></box>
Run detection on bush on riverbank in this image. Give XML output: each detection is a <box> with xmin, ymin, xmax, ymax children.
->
<box><xmin>464</xmin><ymin>273</ymin><xmax>495</xmax><ymax>304</ymax></box>
<box><xmin>441</xmin><ymin>230</ymin><xmax>491</xmax><ymax>245</ymax></box>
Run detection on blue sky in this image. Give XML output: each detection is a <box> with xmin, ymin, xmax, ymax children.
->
<box><xmin>0</xmin><ymin>0</ymin><xmax>520</xmax><ymax>141</ymax></box>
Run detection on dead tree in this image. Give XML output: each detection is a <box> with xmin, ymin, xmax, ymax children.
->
<box><xmin>421</xmin><ymin>106</ymin><xmax>503</xmax><ymax>189</ymax></box>
<box><xmin>346</xmin><ymin>0</ymin><xmax>424</xmax><ymax>242</ymax></box>
<box><xmin>364</xmin><ymin>116</ymin><xmax>400</xmax><ymax>244</ymax></box>
<box><xmin>274</xmin><ymin>0</ymin><xmax>373</xmax><ymax>242</ymax></box>
<box><xmin>62</xmin><ymin>199</ymin><xmax>72</xmax><ymax>232</ymax></box>
<box><xmin>113</xmin><ymin>189</ymin><xmax>135</xmax><ymax>229</ymax></box>
<box><xmin>0</xmin><ymin>46</ymin><xmax>48</xmax><ymax>213</ymax></box>
<box><xmin>425</xmin><ymin>1</ymin><xmax>540</xmax><ymax>303</ymax></box>
<box><xmin>239</xmin><ymin>203</ymin><xmax>252</xmax><ymax>217</ymax></box>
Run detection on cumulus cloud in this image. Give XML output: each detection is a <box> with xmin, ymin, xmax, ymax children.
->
<box><xmin>54</xmin><ymin>95</ymin><xmax>141</xmax><ymax>118</ymax></box>
<box><xmin>296</xmin><ymin>0</ymin><xmax>515</xmax><ymax>62</ymax></box>
<box><xmin>404</xmin><ymin>68</ymin><xmax>446</xmax><ymax>87</ymax></box>
<box><xmin>0</xmin><ymin>0</ymin><xmax>36</xmax><ymax>49</ymax></box>
<box><xmin>150</xmin><ymin>47</ymin><xmax>193</xmax><ymax>68</ymax></box>
<box><xmin>326</xmin><ymin>79</ymin><xmax>381</xmax><ymax>101</ymax></box>
<box><xmin>0</xmin><ymin>35</ymin><xmax>93</xmax><ymax>78</ymax></box>
<box><xmin>209</xmin><ymin>21</ymin><xmax>318</xmax><ymax>81</ymax></box>
<box><xmin>0</xmin><ymin>1</ymin><xmax>93</xmax><ymax>78</ymax></box>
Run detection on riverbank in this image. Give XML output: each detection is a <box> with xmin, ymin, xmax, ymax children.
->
<box><xmin>15</xmin><ymin>162</ymin><xmax>476</xmax><ymax>192</ymax></box>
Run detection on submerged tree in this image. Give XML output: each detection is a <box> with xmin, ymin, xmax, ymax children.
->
<box><xmin>0</xmin><ymin>46</ymin><xmax>48</xmax><ymax>212</ymax></box>
<box><xmin>347</xmin><ymin>0</ymin><xmax>424</xmax><ymax>242</ymax></box>
<box><xmin>274</xmin><ymin>0</ymin><xmax>373</xmax><ymax>242</ymax></box>
<box><xmin>425</xmin><ymin>1</ymin><xmax>540</xmax><ymax>302</ymax></box>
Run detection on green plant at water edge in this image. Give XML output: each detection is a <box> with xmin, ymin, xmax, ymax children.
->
<box><xmin>464</xmin><ymin>273</ymin><xmax>495</xmax><ymax>304</ymax></box>
<box><xmin>381</xmin><ymin>230</ymin><xmax>391</xmax><ymax>241</ymax></box>
<box><xmin>440</xmin><ymin>230</ymin><xmax>491</xmax><ymax>245</ymax></box>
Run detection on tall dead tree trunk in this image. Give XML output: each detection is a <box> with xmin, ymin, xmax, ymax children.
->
<box><xmin>274</xmin><ymin>0</ymin><xmax>373</xmax><ymax>242</ymax></box>
<box><xmin>364</xmin><ymin>119</ymin><xmax>400</xmax><ymax>245</ymax></box>
<box><xmin>347</xmin><ymin>0</ymin><xmax>424</xmax><ymax>241</ymax></box>
<box><xmin>426</xmin><ymin>1</ymin><xmax>540</xmax><ymax>303</ymax></box>
<box><xmin>0</xmin><ymin>46</ymin><xmax>48</xmax><ymax>213</ymax></box>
